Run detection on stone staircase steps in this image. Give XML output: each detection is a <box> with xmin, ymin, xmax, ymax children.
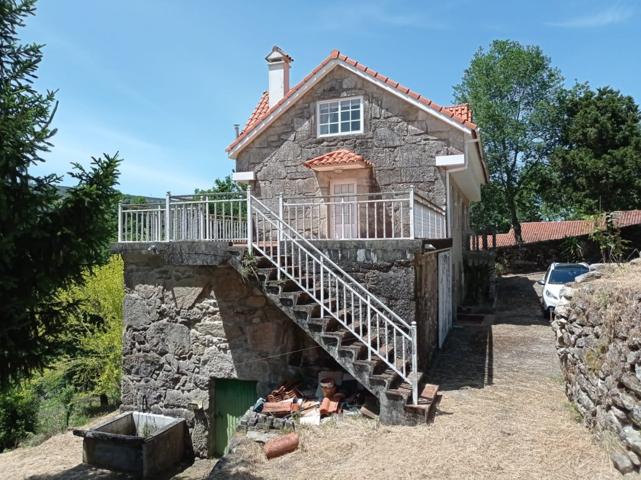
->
<box><xmin>241</xmin><ymin>253</ymin><xmax>437</xmax><ymax>425</ymax></box>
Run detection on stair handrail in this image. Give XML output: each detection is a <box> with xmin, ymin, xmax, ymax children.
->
<box><xmin>247</xmin><ymin>189</ymin><xmax>419</xmax><ymax>404</ymax></box>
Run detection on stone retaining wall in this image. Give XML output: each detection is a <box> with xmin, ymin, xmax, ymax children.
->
<box><xmin>116</xmin><ymin>243</ymin><xmax>333</xmax><ymax>457</ymax></box>
<box><xmin>551</xmin><ymin>260</ymin><xmax>641</xmax><ymax>474</ymax></box>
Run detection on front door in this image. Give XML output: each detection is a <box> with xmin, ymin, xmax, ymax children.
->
<box><xmin>213</xmin><ymin>379</ymin><xmax>257</xmax><ymax>456</ymax></box>
<box><xmin>331</xmin><ymin>182</ymin><xmax>357</xmax><ymax>239</ymax></box>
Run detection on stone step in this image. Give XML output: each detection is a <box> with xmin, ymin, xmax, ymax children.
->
<box><xmin>245</xmin><ymin>251</ymin><xmax>429</xmax><ymax>426</ymax></box>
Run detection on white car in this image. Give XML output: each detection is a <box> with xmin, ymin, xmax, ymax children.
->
<box><xmin>538</xmin><ymin>263</ymin><xmax>589</xmax><ymax>318</ymax></box>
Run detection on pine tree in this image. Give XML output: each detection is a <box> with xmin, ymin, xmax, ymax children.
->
<box><xmin>0</xmin><ymin>0</ymin><xmax>121</xmax><ymax>385</ymax></box>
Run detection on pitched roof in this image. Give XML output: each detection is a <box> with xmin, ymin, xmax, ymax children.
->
<box><xmin>489</xmin><ymin>210</ymin><xmax>641</xmax><ymax>248</ymax></box>
<box><xmin>227</xmin><ymin>49</ymin><xmax>479</xmax><ymax>154</ymax></box>
<box><xmin>303</xmin><ymin>149</ymin><xmax>373</xmax><ymax>170</ymax></box>
<box><xmin>443</xmin><ymin>103</ymin><xmax>472</xmax><ymax>124</ymax></box>
<box><xmin>239</xmin><ymin>91</ymin><xmax>269</xmax><ymax>136</ymax></box>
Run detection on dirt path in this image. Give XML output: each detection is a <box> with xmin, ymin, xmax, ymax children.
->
<box><xmin>0</xmin><ymin>273</ymin><xmax>623</xmax><ymax>479</ymax></box>
<box><xmin>212</xmin><ymin>273</ymin><xmax>622</xmax><ymax>480</ymax></box>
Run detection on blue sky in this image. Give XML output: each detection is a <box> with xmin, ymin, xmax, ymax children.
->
<box><xmin>24</xmin><ymin>0</ymin><xmax>640</xmax><ymax>197</ymax></box>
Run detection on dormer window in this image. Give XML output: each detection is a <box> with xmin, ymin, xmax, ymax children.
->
<box><xmin>317</xmin><ymin>97</ymin><xmax>363</xmax><ymax>137</ymax></box>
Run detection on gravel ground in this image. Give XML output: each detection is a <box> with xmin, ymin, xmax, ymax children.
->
<box><xmin>0</xmin><ymin>273</ymin><xmax>626</xmax><ymax>480</ymax></box>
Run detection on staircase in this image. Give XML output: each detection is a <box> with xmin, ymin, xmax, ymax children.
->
<box><xmin>234</xmin><ymin>193</ymin><xmax>438</xmax><ymax>424</ymax></box>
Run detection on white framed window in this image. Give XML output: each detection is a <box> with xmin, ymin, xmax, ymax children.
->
<box><xmin>317</xmin><ymin>96</ymin><xmax>363</xmax><ymax>137</ymax></box>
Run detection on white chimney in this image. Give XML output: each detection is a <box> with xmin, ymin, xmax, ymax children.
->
<box><xmin>266</xmin><ymin>46</ymin><xmax>293</xmax><ymax>108</ymax></box>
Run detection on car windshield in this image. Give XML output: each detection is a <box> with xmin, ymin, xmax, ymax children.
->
<box><xmin>548</xmin><ymin>266</ymin><xmax>589</xmax><ymax>285</ymax></box>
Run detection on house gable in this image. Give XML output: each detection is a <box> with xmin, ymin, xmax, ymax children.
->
<box><xmin>227</xmin><ymin>50</ymin><xmax>485</xmax><ymax>175</ymax></box>
<box><xmin>235</xmin><ymin>65</ymin><xmax>465</xmax><ymax>204</ymax></box>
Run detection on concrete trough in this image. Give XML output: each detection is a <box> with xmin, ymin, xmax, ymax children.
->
<box><xmin>73</xmin><ymin>412</ymin><xmax>187</xmax><ymax>478</ymax></box>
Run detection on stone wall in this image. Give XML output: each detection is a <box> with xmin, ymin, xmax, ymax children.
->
<box><xmin>235</xmin><ymin>66</ymin><xmax>465</xmax><ymax>206</ymax></box>
<box><xmin>117</xmin><ymin>243</ymin><xmax>334</xmax><ymax>457</ymax></box>
<box><xmin>313</xmin><ymin>239</ymin><xmax>442</xmax><ymax>369</ymax></box>
<box><xmin>551</xmin><ymin>260</ymin><xmax>641</xmax><ymax>474</ymax></box>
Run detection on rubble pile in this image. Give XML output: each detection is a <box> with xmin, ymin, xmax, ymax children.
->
<box><xmin>237</xmin><ymin>371</ymin><xmax>377</xmax><ymax>440</ymax></box>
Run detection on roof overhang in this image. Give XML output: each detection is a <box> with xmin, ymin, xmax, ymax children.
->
<box><xmin>436</xmin><ymin>133</ymin><xmax>487</xmax><ymax>202</ymax></box>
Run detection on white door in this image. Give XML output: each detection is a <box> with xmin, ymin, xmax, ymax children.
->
<box><xmin>331</xmin><ymin>182</ymin><xmax>357</xmax><ymax>239</ymax></box>
<box><xmin>438</xmin><ymin>250</ymin><xmax>453</xmax><ymax>348</ymax></box>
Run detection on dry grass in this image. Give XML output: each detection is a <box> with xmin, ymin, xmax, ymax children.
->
<box><xmin>212</xmin><ymin>273</ymin><xmax>625</xmax><ymax>480</ymax></box>
<box><xmin>0</xmin><ymin>272</ymin><xmax>632</xmax><ymax>480</ymax></box>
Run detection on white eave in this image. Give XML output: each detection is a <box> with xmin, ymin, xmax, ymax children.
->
<box><xmin>232</xmin><ymin>171</ymin><xmax>255</xmax><ymax>183</ymax></box>
<box><xmin>436</xmin><ymin>136</ymin><xmax>487</xmax><ymax>202</ymax></box>
<box><xmin>228</xmin><ymin>59</ymin><xmax>474</xmax><ymax>159</ymax></box>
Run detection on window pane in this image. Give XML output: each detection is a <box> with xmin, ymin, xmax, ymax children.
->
<box><xmin>351</xmin><ymin>99</ymin><xmax>360</xmax><ymax>108</ymax></box>
<box><xmin>320</xmin><ymin>104</ymin><xmax>328</xmax><ymax>114</ymax></box>
<box><xmin>329</xmin><ymin>103</ymin><xmax>338</xmax><ymax>113</ymax></box>
<box><xmin>341</xmin><ymin>111</ymin><xmax>349</xmax><ymax>121</ymax></box>
<box><xmin>320</xmin><ymin>113</ymin><xmax>329</xmax><ymax>124</ymax></box>
<box><xmin>352</xmin><ymin>109</ymin><xmax>360</xmax><ymax>120</ymax></box>
<box><xmin>329</xmin><ymin>123</ymin><xmax>338</xmax><ymax>134</ymax></box>
<box><xmin>351</xmin><ymin>120</ymin><xmax>360</xmax><ymax>131</ymax></box>
<box><xmin>330</xmin><ymin>113</ymin><xmax>338</xmax><ymax>123</ymax></box>
<box><xmin>341</xmin><ymin>121</ymin><xmax>350</xmax><ymax>131</ymax></box>
<box><xmin>340</xmin><ymin>100</ymin><xmax>350</xmax><ymax>109</ymax></box>
<box><xmin>320</xmin><ymin>125</ymin><xmax>328</xmax><ymax>135</ymax></box>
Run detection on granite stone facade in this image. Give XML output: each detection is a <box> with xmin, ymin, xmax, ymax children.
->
<box><xmin>235</xmin><ymin>66</ymin><xmax>465</xmax><ymax>207</ymax></box>
<box><xmin>313</xmin><ymin>240</ymin><xmax>441</xmax><ymax>370</ymax></box>
<box><xmin>117</xmin><ymin>243</ymin><xmax>332</xmax><ymax>457</ymax></box>
<box><xmin>234</xmin><ymin>66</ymin><xmax>470</xmax><ymax>309</ymax></box>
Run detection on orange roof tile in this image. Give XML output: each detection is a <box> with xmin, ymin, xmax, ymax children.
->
<box><xmin>444</xmin><ymin>104</ymin><xmax>473</xmax><ymax>124</ymax></box>
<box><xmin>227</xmin><ymin>49</ymin><xmax>478</xmax><ymax>154</ymax></box>
<box><xmin>303</xmin><ymin>149</ymin><xmax>372</xmax><ymax>170</ymax></box>
<box><xmin>487</xmin><ymin>210</ymin><xmax>641</xmax><ymax>248</ymax></box>
<box><xmin>240</xmin><ymin>91</ymin><xmax>269</xmax><ymax>136</ymax></box>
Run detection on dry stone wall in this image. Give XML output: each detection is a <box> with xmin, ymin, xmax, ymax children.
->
<box><xmin>551</xmin><ymin>260</ymin><xmax>641</xmax><ymax>474</ymax></box>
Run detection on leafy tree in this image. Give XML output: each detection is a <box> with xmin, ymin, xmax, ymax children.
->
<box><xmin>195</xmin><ymin>173</ymin><xmax>246</xmax><ymax>195</ymax></box>
<box><xmin>549</xmin><ymin>84</ymin><xmax>641</xmax><ymax>214</ymax></box>
<box><xmin>0</xmin><ymin>0</ymin><xmax>120</xmax><ymax>385</ymax></box>
<box><xmin>454</xmin><ymin>40</ymin><xmax>563</xmax><ymax>242</ymax></box>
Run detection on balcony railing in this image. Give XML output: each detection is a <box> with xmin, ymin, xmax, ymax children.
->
<box><xmin>118</xmin><ymin>193</ymin><xmax>247</xmax><ymax>243</ymax></box>
<box><xmin>282</xmin><ymin>189</ymin><xmax>446</xmax><ymax>240</ymax></box>
<box><xmin>118</xmin><ymin>189</ymin><xmax>446</xmax><ymax>243</ymax></box>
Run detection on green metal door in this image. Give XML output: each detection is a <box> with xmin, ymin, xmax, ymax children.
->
<box><xmin>213</xmin><ymin>379</ymin><xmax>257</xmax><ymax>456</ymax></box>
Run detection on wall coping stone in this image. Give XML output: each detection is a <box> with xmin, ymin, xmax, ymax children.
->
<box><xmin>112</xmin><ymin>242</ymin><xmax>242</xmax><ymax>266</ymax></box>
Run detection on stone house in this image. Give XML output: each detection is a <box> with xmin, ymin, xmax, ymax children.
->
<box><xmin>116</xmin><ymin>47</ymin><xmax>487</xmax><ymax>457</ymax></box>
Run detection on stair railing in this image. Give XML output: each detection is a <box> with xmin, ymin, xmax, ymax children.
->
<box><xmin>247</xmin><ymin>187</ymin><xmax>419</xmax><ymax>404</ymax></box>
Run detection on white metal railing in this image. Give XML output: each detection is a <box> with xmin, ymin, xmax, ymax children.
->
<box><xmin>118</xmin><ymin>193</ymin><xmax>247</xmax><ymax>242</ymax></box>
<box><xmin>248</xmin><ymin>189</ymin><xmax>419</xmax><ymax>404</ymax></box>
<box><xmin>118</xmin><ymin>189</ymin><xmax>446</xmax><ymax>243</ymax></box>
<box><xmin>413</xmin><ymin>192</ymin><xmax>447</xmax><ymax>239</ymax></box>
<box><xmin>281</xmin><ymin>189</ymin><xmax>446</xmax><ymax>240</ymax></box>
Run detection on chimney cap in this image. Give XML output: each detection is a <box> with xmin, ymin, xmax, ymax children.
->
<box><xmin>266</xmin><ymin>45</ymin><xmax>293</xmax><ymax>64</ymax></box>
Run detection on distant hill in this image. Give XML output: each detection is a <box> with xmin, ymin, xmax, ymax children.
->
<box><xmin>56</xmin><ymin>185</ymin><xmax>163</xmax><ymax>204</ymax></box>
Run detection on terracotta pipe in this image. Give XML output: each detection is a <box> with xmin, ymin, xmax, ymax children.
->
<box><xmin>264</xmin><ymin>433</ymin><xmax>300</xmax><ymax>460</ymax></box>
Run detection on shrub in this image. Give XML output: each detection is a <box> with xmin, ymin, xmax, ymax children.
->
<box><xmin>0</xmin><ymin>384</ymin><xmax>39</xmax><ymax>451</ymax></box>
